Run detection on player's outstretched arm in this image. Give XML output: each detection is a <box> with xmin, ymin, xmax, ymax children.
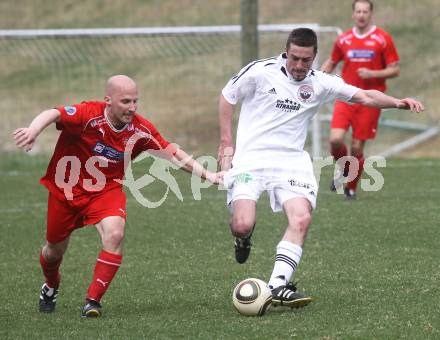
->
<box><xmin>320</xmin><ymin>58</ymin><xmax>337</xmax><ymax>74</ymax></box>
<box><xmin>350</xmin><ymin>90</ymin><xmax>424</xmax><ymax>113</ymax></box>
<box><xmin>171</xmin><ymin>148</ymin><xmax>224</xmax><ymax>185</ymax></box>
<box><xmin>13</xmin><ymin>108</ymin><xmax>61</xmax><ymax>152</ymax></box>
<box><xmin>217</xmin><ymin>94</ymin><xmax>235</xmax><ymax>171</ymax></box>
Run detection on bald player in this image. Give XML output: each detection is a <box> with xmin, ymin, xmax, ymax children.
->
<box><xmin>13</xmin><ymin>75</ymin><xmax>222</xmax><ymax>318</ymax></box>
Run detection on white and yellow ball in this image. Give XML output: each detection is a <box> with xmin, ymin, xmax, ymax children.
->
<box><xmin>232</xmin><ymin>278</ymin><xmax>272</xmax><ymax>316</ymax></box>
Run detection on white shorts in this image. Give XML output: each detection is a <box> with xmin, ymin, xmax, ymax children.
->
<box><xmin>224</xmin><ymin>166</ymin><xmax>318</xmax><ymax>213</ymax></box>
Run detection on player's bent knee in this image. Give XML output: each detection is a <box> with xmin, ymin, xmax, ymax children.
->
<box><xmin>329</xmin><ymin>137</ymin><xmax>344</xmax><ymax>149</ymax></box>
<box><xmin>231</xmin><ymin>218</ymin><xmax>254</xmax><ymax>238</ymax></box>
<box><xmin>350</xmin><ymin>139</ymin><xmax>364</xmax><ymax>156</ymax></box>
<box><xmin>289</xmin><ymin>213</ymin><xmax>312</xmax><ymax>234</ymax></box>
<box><xmin>44</xmin><ymin>250</ymin><xmax>62</xmax><ymax>262</ymax></box>
<box><xmin>104</xmin><ymin>229</ymin><xmax>125</xmax><ymax>247</ymax></box>
<box><xmin>43</xmin><ymin>244</ymin><xmax>65</xmax><ymax>261</ymax></box>
<box><xmin>351</xmin><ymin>146</ymin><xmax>363</xmax><ymax>157</ymax></box>
<box><xmin>97</xmin><ymin>216</ymin><xmax>125</xmax><ymax>252</ymax></box>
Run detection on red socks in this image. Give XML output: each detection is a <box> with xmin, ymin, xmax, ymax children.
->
<box><xmin>87</xmin><ymin>250</ymin><xmax>122</xmax><ymax>302</ymax></box>
<box><xmin>331</xmin><ymin>143</ymin><xmax>350</xmax><ymax>176</ymax></box>
<box><xmin>331</xmin><ymin>144</ymin><xmax>364</xmax><ymax>191</ymax></box>
<box><xmin>331</xmin><ymin>143</ymin><xmax>348</xmax><ymax>161</ymax></box>
<box><xmin>40</xmin><ymin>249</ymin><xmax>122</xmax><ymax>302</ymax></box>
<box><xmin>40</xmin><ymin>251</ymin><xmax>62</xmax><ymax>289</ymax></box>
<box><xmin>347</xmin><ymin>154</ymin><xmax>365</xmax><ymax>191</ymax></box>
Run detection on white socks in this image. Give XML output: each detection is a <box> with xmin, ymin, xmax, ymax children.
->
<box><xmin>268</xmin><ymin>241</ymin><xmax>302</xmax><ymax>289</ymax></box>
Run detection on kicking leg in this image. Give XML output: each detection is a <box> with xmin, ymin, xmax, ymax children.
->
<box><xmin>230</xmin><ymin>199</ymin><xmax>256</xmax><ymax>264</ymax></box>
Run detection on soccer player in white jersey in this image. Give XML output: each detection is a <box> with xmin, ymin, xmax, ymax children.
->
<box><xmin>217</xmin><ymin>28</ymin><xmax>423</xmax><ymax>307</ymax></box>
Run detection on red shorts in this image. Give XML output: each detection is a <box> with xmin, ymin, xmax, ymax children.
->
<box><xmin>331</xmin><ymin>100</ymin><xmax>381</xmax><ymax>140</ymax></box>
<box><xmin>46</xmin><ymin>188</ymin><xmax>126</xmax><ymax>244</ymax></box>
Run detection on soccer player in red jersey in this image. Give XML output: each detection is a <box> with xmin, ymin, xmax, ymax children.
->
<box><xmin>321</xmin><ymin>0</ymin><xmax>400</xmax><ymax>199</ymax></box>
<box><xmin>13</xmin><ymin>75</ymin><xmax>223</xmax><ymax>317</ymax></box>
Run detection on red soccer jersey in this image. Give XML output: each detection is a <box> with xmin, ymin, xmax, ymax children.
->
<box><xmin>40</xmin><ymin>101</ymin><xmax>175</xmax><ymax>201</ymax></box>
<box><xmin>330</xmin><ymin>26</ymin><xmax>399</xmax><ymax>92</ymax></box>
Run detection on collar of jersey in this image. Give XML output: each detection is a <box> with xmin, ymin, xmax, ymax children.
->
<box><xmin>104</xmin><ymin>108</ymin><xmax>128</xmax><ymax>133</ymax></box>
<box><xmin>352</xmin><ymin>25</ymin><xmax>376</xmax><ymax>39</ymax></box>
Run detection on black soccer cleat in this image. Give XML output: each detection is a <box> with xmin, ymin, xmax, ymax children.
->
<box><xmin>344</xmin><ymin>187</ymin><xmax>357</xmax><ymax>200</ymax></box>
<box><xmin>234</xmin><ymin>225</ymin><xmax>255</xmax><ymax>264</ymax></box>
<box><xmin>39</xmin><ymin>283</ymin><xmax>58</xmax><ymax>313</ymax></box>
<box><xmin>81</xmin><ymin>299</ymin><xmax>102</xmax><ymax>318</ymax></box>
<box><xmin>234</xmin><ymin>237</ymin><xmax>252</xmax><ymax>264</ymax></box>
<box><xmin>271</xmin><ymin>282</ymin><xmax>312</xmax><ymax>308</ymax></box>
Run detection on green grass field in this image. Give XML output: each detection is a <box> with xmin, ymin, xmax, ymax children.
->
<box><xmin>1</xmin><ymin>154</ymin><xmax>439</xmax><ymax>339</ymax></box>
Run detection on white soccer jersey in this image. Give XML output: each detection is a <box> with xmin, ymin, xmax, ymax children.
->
<box><xmin>222</xmin><ymin>53</ymin><xmax>359</xmax><ymax>171</ymax></box>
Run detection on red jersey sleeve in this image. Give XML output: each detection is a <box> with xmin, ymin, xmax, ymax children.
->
<box><xmin>55</xmin><ymin>103</ymin><xmax>91</xmax><ymax>135</ymax></box>
<box><xmin>131</xmin><ymin>116</ymin><xmax>177</xmax><ymax>159</ymax></box>
<box><xmin>382</xmin><ymin>32</ymin><xmax>400</xmax><ymax>65</ymax></box>
<box><xmin>330</xmin><ymin>38</ymin><xmax>344</xmax><ymax>64</ymax></box>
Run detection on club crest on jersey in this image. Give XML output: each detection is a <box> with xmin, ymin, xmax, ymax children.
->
<box><xmin>64</xmin><ymin>106</ymin><xmax>77</xmax><ymax>116</ymax></box>
<box><xmin>297</xmin><ymin>85</ymin><xmax>314</xmax><ymax>103</ymax></box>
<box><xmin>276</xmin><ymin>98</ymin><xmax>301</xmax><ymax>112</ymax></box>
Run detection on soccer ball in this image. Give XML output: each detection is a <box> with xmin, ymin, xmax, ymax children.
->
<box><xmin>232</xmin><ymin>278</ymin><xmax>272</xmax><ymax>316</ymax></box>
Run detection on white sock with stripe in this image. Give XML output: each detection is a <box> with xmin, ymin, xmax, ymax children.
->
<box><xmin>268</xmin><ymin>241</ymin><xmax>302</xmax><ymax>289</ymax></box>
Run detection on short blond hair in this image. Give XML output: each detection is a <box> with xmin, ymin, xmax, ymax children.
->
<box><xmin>352</xmin><ymin>0</ymin><xmax>373</xmax><ymax>11</ymax></box>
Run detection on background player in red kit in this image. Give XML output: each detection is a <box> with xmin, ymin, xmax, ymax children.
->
<box><xmin>13</xmin><ymin>75</ymin><xmax>223</xmax><ymax>317</ymax></box>
<box><xmin>321</xmin><ymin>0</ymin><xmax>400</xmax><ymax>199</ymax></box>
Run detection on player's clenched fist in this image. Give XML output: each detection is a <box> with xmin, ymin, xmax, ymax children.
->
<box><xmin>13</xmin><ymin>127</ymin><xmax>37</xmax><ymax>152</ymax></box>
